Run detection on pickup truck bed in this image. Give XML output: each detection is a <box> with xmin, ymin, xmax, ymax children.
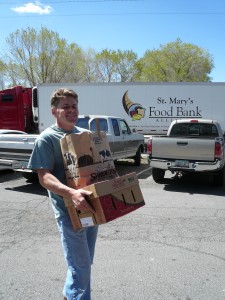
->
<box><xmin>148</xmin><ymin>119</ymin><xmax>225</xmax><ymax>186</ymax></box>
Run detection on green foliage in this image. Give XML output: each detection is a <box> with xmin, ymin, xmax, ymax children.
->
<box><xmin>0</xmin><ymin>59</ymin><xmax>5</xmax><ymax>72</ymax></box>
<box><xmin>5</xmin><ymin>27</ymin><xmax>85</xmax><ymax>86</ymax></box>
<box><xmin>95</xmin><ymin>49</ymin><xmax>117</xmax><ymax>82</ymax></box>
<box><xmin>0</xmin><ymin>59</ymin><xmax>7</xmax><ymax>89</ymax></box>
<box><xmin>136</xmin><ymin>38</ymin><xmax>214</xmax><ymax>82</ymax></box>
<box><xmin>95</xmin><ymin>49</ymin><xmax>138</xmax><ymax>82</ymax></box>
<box><xmin>114</xmin><ymin>50</ymin><xmax>138</xmax><ymax>82</ymax></box>
<box><xmin>2</xmin><ymin>29</ymin><xmax>215</xmax><ymax>86</ymax></box>
<box><xmin>81</xmin><ymin>48</ymin><xmax>98</xmax><ymax>82</ymax></box>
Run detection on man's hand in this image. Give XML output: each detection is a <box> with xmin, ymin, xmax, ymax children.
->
<box><xmin>37</xmin><ymin>169</ymin><xmax>95</xmax><ymax>213</ymax></box>
<box><xmin>70</xmin><ymin>189</ymin><xmax>95</xmax><ymax>212</ymax></box>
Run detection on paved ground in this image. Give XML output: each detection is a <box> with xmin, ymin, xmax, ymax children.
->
<box><xmin>1</xmin><ymin>157</ymin><xmax>225</xmax><ymax>300</ymax></box>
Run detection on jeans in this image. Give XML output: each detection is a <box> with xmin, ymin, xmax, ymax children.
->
<box><xmin>57</xmin><ymin>215</ymin><xmax>98</xmax><ymax>300</ymax></box>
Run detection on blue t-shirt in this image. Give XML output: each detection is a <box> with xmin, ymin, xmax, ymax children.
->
<box><xmin>28</xmin><ymin>125</ymin><xmax>86</xmax><ymax>218</ymax></box>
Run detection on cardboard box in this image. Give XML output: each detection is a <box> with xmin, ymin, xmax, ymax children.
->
<box><xmin>60</xmin><ymin>131</ymin><xmax>117</xmax><ymax>189</ymax></box>
<box><xmin>64</xmin><ymin>172</ymin><xmax>145</xmax><ymax>229</ymax></box>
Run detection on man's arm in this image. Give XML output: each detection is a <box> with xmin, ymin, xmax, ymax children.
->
<box><xmin>37</xmin><ymin>169</ymin><xmax>95</xmax><ymax>212</ymax></box>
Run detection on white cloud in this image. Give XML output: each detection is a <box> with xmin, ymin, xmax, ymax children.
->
<box><xmin>11</xmin><ymin>1</ymin><xmax>54</xmax><ymax>15</ymax></box>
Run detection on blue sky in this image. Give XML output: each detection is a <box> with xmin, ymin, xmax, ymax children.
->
<box><xmin>0</xmin><ymin>0</ymin><xmax>224</xmax><ymax>82</ymax></box>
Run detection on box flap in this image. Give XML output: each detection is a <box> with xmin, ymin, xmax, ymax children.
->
<box><xmin>83</xmin><ymin>172</ymin><xmax>139</xmax><ymax>197</ymax></box>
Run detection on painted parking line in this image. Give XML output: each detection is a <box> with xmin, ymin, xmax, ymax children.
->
<box><xmin>137</xmin><ymin>166</ymin><xmax>151</xmax><ymax>177</ymax></box>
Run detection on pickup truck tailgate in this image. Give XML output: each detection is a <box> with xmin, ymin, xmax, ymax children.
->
<box><xmin>152</xmin><ymin>137</ymin><xmax>216</xmax><ymax>161</ymax></box>
<box><xmin>0</xmin><ymin>134</ymin><xmax>37</xmax><ymax>160</ymax></box>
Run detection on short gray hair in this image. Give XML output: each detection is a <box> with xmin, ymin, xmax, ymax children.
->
<box><xmin>50</xmin><ymin>88</ymin><xmax>78</xmax><ymax>107</ymax></box>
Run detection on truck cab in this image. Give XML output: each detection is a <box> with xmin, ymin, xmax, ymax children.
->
<box><xmin>77</xmin><ymin>115</ymin><xmax>145</xmax><ymax>165</ymax></box>
<box><xmin>0</xmin><ymin>86</ymin><xmax>34</xmax><ymax>133</ymax></box>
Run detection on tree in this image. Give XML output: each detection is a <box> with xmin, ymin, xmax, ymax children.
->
<box><xmin>113</xmin><ymin>50</ymin><xmax>138</xmax><ymax>82</ymax></box>
<box><xmin>136</xmin><ymin>38</ymin><xmax>214</xmax><ymax>82</ymax></box>
<box><xmin>0</xmin><ymin>59</ymin><xmax>7</xmax><ymax>89</ymax></box>
<box><xmin>81</xmin><ymin>48</ymin><xmax>98</xmax><ymax>82</ymax></box>
<box><xmin>5</xmin><ymin>27</ymin><xmax>85</xmax><ymax>86</ymax></box>
<box><xmin>65</xmin><ymin>47</ymin><xmax>98</xmax><ymax>83</ymax></box>
<box><xmin>95</xmin><ymin>49</ymin><xmax>117</xmax><ymax>82</ymax></box>
<box><xmin>95</xmin><ymin>49</ymin><xmax>138</xmax><ymax>82</ymax></box>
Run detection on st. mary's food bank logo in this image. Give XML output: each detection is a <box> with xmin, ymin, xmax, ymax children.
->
<box><xmin>122</xmin><ymin>91</ymin><xmax>145</xmax><ymax>121</ymax></box>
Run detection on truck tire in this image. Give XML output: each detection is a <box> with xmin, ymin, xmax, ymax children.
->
<box><xmin>213</xmin><ymin>167</ymin><xmax>224</xmax><ymax>187</ymax></box>
<box><xmin>22</xmin><ymin>171</ymin><xmax>39</xmax><ymax>182</ymax></box>
<box><xmin>134</xmin><ymin>146</ymin><xmax>141</xmax><ymax>166</ymax></box>
<box><xmin>152</xmin><ymin>168</ymin><xmax>165</xmax><ymax>183</ymax></box>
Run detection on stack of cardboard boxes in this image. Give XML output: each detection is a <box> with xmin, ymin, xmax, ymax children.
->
<box><xmin>60</xmin><ymin>129</ymin><xmax>145</xmax><ymax>229</ymax></box>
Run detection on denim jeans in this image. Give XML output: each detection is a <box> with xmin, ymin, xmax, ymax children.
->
<box><xmin>57</xmin><ymin>215</ymin><xmax>98</xmax><ymax>300</ymax></box>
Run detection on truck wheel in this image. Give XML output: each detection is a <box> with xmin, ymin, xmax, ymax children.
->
<box><xmin>22</xmin><ymin>171</ymin><xmax>39</xmax><ymax>182</ymax></box>
<box><xmin>213</xmin><ymin>168</ymin><xmax>224</xmax><ymax>187</ymax></box>
<box><xmin>152</xmin><ymin>168</ymin><xmax>165</xmax><ymax>183</ymax></box>
<box><xmin>134</xmin><ymin>147</ymin><xmax>141</xmax><ymax>166</ymax></box>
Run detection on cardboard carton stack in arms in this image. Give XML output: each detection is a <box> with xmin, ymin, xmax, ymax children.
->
<box><xmin>60</xmin><ymin>119</ymin><xmax>145</xmax><ymax>229</ymax></box>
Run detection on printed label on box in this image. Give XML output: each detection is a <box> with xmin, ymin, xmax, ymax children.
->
<box><xmin>80</xmin><ymin>217</ymin><xmax>95</xmax><ymax>227</ymax></box>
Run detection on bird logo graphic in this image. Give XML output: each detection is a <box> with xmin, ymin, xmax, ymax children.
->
<box><xmin>122</xmin><ymin>91</ymin><xmax>146</xmax><ymax>121</ymax></box>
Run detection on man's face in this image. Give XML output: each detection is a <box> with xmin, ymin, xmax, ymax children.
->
<box><xmin>52</xmin><ymin>96</ymin><xmax>79</xmax><ymax>130</ymax></box>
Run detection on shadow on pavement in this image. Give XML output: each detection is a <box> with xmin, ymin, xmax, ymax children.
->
<box><xmin>0</xmin><ymin>170</ymin><xmax>47</xmax><ymax>195</ymax></box>
<box><xmin>115</xmin><ymin>158</ymin><xmax>150</xmax><ymax>179</ymax></box>
<box><xmin>162</xmin><ymin>173</ymin><xmax>225</xmax><ymax>197</ymax></box>
<box><xmin>0</xmin><ymin>170</ymin><xmax>21</xmax><ymax>183</ymax></box>
<box><xmin>5</xmin><ymin>181</ymin><xmax>48</xmax><ymax>196</ymax></box>
<box><xmin>2</xmin><ymin>156</ymin><xmax>150</xmax><ymax>196</ymax></box>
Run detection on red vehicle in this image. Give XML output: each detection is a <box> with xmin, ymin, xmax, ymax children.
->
<box><xmin>0</xmin><ymin>86</ymin><xmax>35</xmax><ymax>133</ymax></box>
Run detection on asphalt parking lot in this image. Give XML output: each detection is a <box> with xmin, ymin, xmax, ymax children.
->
<box><xmin>1</xmin><ymin>156</ymin><xmax>225</xmax><ymax>300</ymax></box>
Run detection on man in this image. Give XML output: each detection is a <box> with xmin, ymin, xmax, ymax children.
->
<box><xmin>28</xmin><ymin>88</ymin><xmax>98</xmax><ymax>300</ymax></box>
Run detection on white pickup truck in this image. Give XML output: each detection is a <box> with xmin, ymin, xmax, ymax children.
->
<box><xmin>0</xmin><ymin>115</ymin><xmax>144</xmax><ymax>180</ymax></box>
<box><xmin>147</xmin><ymin>119</ymin><xmax>225</xmax><ymax>186</ymax></box>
